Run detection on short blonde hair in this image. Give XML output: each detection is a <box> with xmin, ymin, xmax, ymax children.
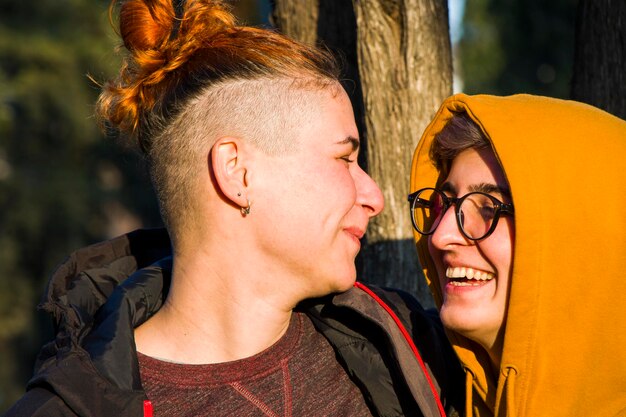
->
<box><xmin>96</xmin><ymin>0</ymin><xmax>342</xmax><ymax>240</ymax></box>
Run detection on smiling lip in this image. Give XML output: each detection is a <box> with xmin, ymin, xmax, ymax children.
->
<box><xmin>444</xmin><ymin>266</ymin><xmax>495</xmax><ymax>289</ymax></box>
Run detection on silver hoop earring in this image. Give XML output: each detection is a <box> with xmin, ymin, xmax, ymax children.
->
<box><xmin>240</xmin><ymin>199</ymin><xmax>251</xmax><ymax>216</ymax></box>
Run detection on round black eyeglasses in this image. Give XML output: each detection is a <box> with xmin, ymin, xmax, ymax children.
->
<box><xmin>408</xmin><ymin>187</ymin><xmax>514</xmax><ymax>241</ymax></box>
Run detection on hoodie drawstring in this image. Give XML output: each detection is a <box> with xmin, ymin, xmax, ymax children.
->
<box><xmin>495</xmin><ymin>366</ymin><xmax>518</xmax><ymax>417</ymax></box>
<box><xmin>465</xmin><ymin>366</ymin><xmax>519</xmax><ymax>417</ymax></box>
<box><xmin>464</xmin><ymin>368</ymin><xmax>474</xmax><ymax>417</ymax></box>
<box><xmin>504</xmin><ymin>367</ymin><xmax>518</xmax><ymax>417</ymax></box>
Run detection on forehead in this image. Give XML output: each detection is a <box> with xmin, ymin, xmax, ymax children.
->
<box><xmin>293</xmin><ymin>87</ymin><xmax>359</xmax><ymax>147</ymax></box>
<box><xmin>446</xmin><ymin>147</ymin><xmax>508</xmax><ymax>188</ymax></box>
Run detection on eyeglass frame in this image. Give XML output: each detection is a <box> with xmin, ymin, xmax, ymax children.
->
<box><xmin>407</xmin><ymin>187</ymin><xmax>514</xmax><ymax>241</ymax></box>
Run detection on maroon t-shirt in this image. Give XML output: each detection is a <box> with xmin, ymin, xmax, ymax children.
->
<box><xmin>138</xmin><ymin>312</ymin><xmax>374</xmax><ymax>416</ymax></box>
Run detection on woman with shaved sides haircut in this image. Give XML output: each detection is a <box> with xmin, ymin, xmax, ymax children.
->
<box><xmin>6</xmin><ymin>1</ymin><xmax>464</xmax><ymax>416</ymax></box>
<box><xmin>410</xmin><ymin>93</ymin><xmax>626</xmax><ymax>417</ymax></box>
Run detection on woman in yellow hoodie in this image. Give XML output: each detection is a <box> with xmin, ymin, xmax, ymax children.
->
<box><xmin>410</xmin><ymin>94</ymin><xmax>626</xmax><ymax>417</ymax></box>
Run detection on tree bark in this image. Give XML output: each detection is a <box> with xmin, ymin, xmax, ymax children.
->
<box><xmin>571</xmin><ymin>0</ymin><xmax>626</xmax><ymax>120</ymax></box>
<box><xmin>271</xmin><ymin>0</ymin><xmax>452</xmax><ymax>306</ymax></box>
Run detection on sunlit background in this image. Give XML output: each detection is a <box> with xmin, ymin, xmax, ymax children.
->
<box><xmin>0</xmin><ymin>0</ymin><xmax>577</xmax><ymax>410</ymax></box>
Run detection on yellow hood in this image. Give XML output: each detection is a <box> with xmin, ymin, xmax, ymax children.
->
<box><xmin>410</xmin><ymin>94</ymin><xmax>626</xmax><ymax>417</ymax></box>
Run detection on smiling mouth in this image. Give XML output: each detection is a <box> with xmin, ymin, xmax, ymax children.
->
<box><xmin>445</xmin><ymin>267</ymin><xmax>495</xmax><ymax>286</ymax></box>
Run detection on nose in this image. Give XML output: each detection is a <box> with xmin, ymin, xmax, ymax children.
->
<box><xmin>429</xmin><ymin>203</ymin><xmax>467</xmax><ymax>249</ymax></box>
<box><xmin>355</xmin><ymin>165</ymin><xmax>384</xmax><ymax>217</ymax></box>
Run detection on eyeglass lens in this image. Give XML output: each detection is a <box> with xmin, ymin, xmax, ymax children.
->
<box><xmin>412</xmin><ymin>189</ymin><xmax>498</xmax><ymax>240</ymax></box>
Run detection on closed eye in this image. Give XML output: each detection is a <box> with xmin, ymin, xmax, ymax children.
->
<box><xmin>336</xmin><ymin>136</ymin><xmax>360</xmax><ymax>165</ymax></box>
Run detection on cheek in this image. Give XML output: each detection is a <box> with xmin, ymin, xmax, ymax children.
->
<box><xmin>427</xmin><ymin>237</ymin><xmax>436</xmax><ymax>262</ymax></box>
<box><xmin>427</xmin><ymin>237</ymin><xmax>446</xmax><ymax>289</ymax></box>
<box><xmin>343</xmin><ymin>173</ymin><xmax>358</xmax><ymax>205</ymax></box>
<box><xmin>485</xmin><ymin>219</ymin><xmax>515</xmax><ymax>275</ymax></box>
<box><xmin>291</xmin><ymin>165</ymin><xmax>357</xmax><ymax>227</ymax></box>
<box><xmin>321</xmin><ymin>165</ymin><xmax>358</xmax><ymax>209</ymax></box>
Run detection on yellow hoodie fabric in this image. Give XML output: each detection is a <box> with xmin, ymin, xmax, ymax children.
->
<box><xmin>410</xmin><ymin>94</ymin><xmax>626</xmax><ymax>417</ymax></box>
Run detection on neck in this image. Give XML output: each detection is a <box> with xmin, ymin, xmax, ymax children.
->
<box><xmin>134</xmin><ymin>244</ymin><xmax>297</xmax><ymax>364</ymax></box>
<box><xmin>482</xmin><ymin>328</ymin><xmax>505</xmax><ymax>376</ymax></box>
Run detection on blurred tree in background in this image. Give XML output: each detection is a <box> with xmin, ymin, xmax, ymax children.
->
<box><xmin>0</xmin><ymin>0</ymin><xmax>264</xmax><ymax>410</ymax></box>
<box><xmin>571</xmin><ymin>0</ymin><xmax>626</xmax><ymax>119</ymax></box>
<box><xmin>459</xmin><ymin>0</ymin><xmax>578</xmax><ymax>97</ymax></box>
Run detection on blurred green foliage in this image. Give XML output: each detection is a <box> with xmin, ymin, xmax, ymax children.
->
<box><xmin>0</xmin><ymin>0</ymin><xmax>266</xmax><ymax>410</ymax></box>
<box><xmin>0</xmin><ymin>0</ymin><xmax>155</xmax><ymax>410</ymax></box>
<box><xmin>459</xmin><ymin>0</ymin><xmax>577</xmax><ymax>97</ymax></box>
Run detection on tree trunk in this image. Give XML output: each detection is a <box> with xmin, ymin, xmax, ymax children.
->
<box><xmin>571</xmin><ymin>0</ymin><xmax>626</xmax><ymax>120</ymax></box>
<box><xmin>271</xmin><ymin>0</ymin><xmax>452</xmax><ymax>307</ymax></box>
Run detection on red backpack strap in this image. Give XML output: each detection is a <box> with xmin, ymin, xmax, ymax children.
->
<box><xmin>143</xmin><ymin>400</ymin><xmax>154</xmax><ymax>417</ymax></box>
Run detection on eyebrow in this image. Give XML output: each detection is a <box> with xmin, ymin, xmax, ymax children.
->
<box><xmin>336</xmin><ymin>136</ymin><xmax>360</xmax><ymax>152</ymax></box>
<box><xmin>441</xmin><ymin>181</ymin><xmax>511</xmax><ymax>198</ymax></box>
<box><xmin>469</xmin><ymin>182</ymin><xmax>512</xmax><ymax>199</ymax></box>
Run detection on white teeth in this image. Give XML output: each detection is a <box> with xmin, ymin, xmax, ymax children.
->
<box><xmin>449</xmin><ymin>280</ymin><xmax>482</xmax><ymax>286</ymax></box>
<box><xmin>445</xmin><ymin>266</ymin><xmax>495</xmax><ymax>281</ymax></box>
<box><xmin>446</xmin><ymin>267</ymin><xmax>463</xmax><ymax>278</ymax></box>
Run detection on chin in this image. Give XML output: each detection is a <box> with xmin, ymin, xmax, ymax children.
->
<box><xmin>337</xmin><ymin>279</ymin><xmax>356</xmax><ymax>293</ymax></box>
<box><xmin>440</xmin><ymin>306</ymin><xmax>483</xmax><ymax>337</ymax></box>
<box><xmin>330</xmin><ymin>268</ymin><xmax>357</xmax><ymax>294</ymax></box>
<box><xmin>440</xmin><ymin>307</ymin><xmax>502</xmax><ymax>347</ymax></box>
<box><xmin>304</xmin><ymin>270</ymin><xmax>355</xmax><ymax>299</ymax></box>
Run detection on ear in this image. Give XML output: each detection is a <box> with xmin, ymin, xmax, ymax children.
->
<box><xmin>210</xmin><ymin>136</ymin><xmax>249</xmax><ymax>208</ymax></box>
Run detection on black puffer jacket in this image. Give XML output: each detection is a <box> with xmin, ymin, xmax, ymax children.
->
<box><xmin>6</xmin><ymin>229</ymin><xmax>463</xmax><ymax>417</ymax></box>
